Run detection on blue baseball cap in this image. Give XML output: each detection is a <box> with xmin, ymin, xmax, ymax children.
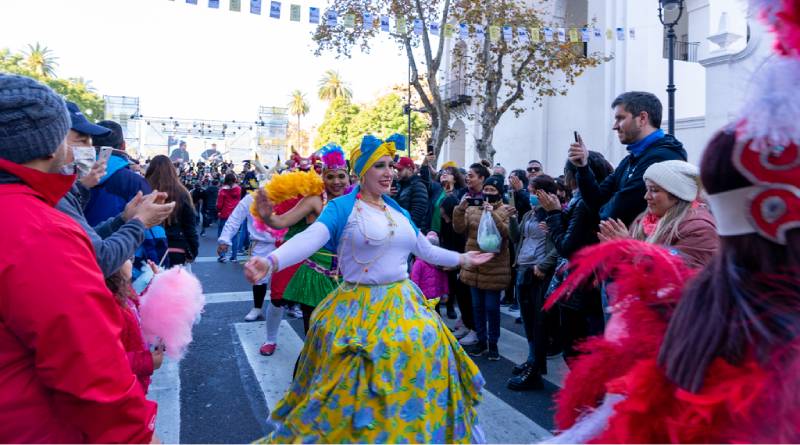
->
<box><xmin>66</xmin><ymin>101</ymin><xmax>110</xmax><ymax>136</ymax></box>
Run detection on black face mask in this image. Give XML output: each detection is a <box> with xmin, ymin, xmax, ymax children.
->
<box><xmin>485</xmin><ymin>193</ymin><xmax>501</xmax><ymax>203</ymax></box>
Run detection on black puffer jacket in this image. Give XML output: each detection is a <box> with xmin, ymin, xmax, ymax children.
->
<box><xmin>577</xmin><ymin>134</ymin><xmax>687</xmax><ymax>225</ymax></box>
<box><xmin>545</xmin><ymin>194</ymin><xmax>600</xmax><ymax>260</ymax></box>
<box><xmin>396</xmin><ymin>175</ymin><xmax>429</xmax><ymax>229</ymax></box>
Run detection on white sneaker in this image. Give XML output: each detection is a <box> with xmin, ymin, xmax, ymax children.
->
<box><xmin>453</xmin><ymin>326</ymin><xmax>470</xmax><ymax>339</ymax></box>
<box><xmin>244</xmin><ymin>307</ymin><xmax>262</xmax><ymax>322</ymax></box>
<box><xmin>458</xmin><ymin>330</ymin><xmax>478</xmax><ymax>346</ymax></box>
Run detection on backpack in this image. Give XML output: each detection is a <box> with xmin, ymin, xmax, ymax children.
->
<box><xmin>132</xmin><ymin>225</ymin><xmax>169</xmax><ymax>281</ymax></box>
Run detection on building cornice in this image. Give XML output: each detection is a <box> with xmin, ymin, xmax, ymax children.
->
<box><xmin>700</xmin><ymin>22</ymin><xmax>762</xmax><ymax>67</ymax></box>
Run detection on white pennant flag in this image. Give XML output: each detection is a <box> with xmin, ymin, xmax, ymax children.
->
<box><xmin>250</xmin><ymin>0</ymin><xmax>261</xmax><ymax>15</ymax></box>
<box><xmin>517</xmin><ymin>27</ymin><xmax>529</xmax><ymax>43</ymax></box>
<box><xmin>208</xmin><ymin>0</ymin><xmax>219</xmax><ymax>8</ymax></box>
<box><xmin>326</xmin><ymin>10</ymin><xmax>338</xmax><ymax>26</ymax></box>
<box><xmin>413</xmin><ymin>19</ymin><xmax>423</xmax><ymax>35</ymax></box>
<box><xmin>594</xmin><ymin>27</ymin><xmax>602</xmax><ymax>38</ymax></box>
<box><xmin>459</xmin><ymin>23</ymin><xmax>469</xmax><ymax>39</ymax></box>
<box><xmin>475</xmin><ymin>24</ymin><xmax>485</xmax><ymax>40</ymax></box>
<box><xmin>430</xmin><ymin>22</ymin><xmax>440</xmax><ymax>36</ymax></box>
<box><xmin>616</xmin><ymin>27</ymin><xmax>625</xmax><ymax>40</ymax></box>
<box><xmin>502</xmin><ymin>25</ymin><xmax>513</xmax><ymax>42</ymax></box>
<box><xmin>543</xmin><ymin>27</ymin><xmax>554</xmax><ymax>42</ymax></box>
<box><xmin>581</xmin><ymin>27</ymin><xmax>591</xmax><ymax>42</ymax></box>
<box><xmin>363</xmin><ymin>12</ymin><xmax>373</xmax><ymax>30</ymax></box>
<box><xmin>556</xmin><ymin>27</ymin><xmax>566</xmax><ymax>42</ymax></box>
<box><xmin>380</xmin><ymin>15</ymin><xmax>390</xmax><ymax>32</ymax></box>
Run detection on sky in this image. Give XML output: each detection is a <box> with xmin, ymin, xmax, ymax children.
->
<box><xmin>0</xmin><ymin>0</ymin><xmax>415</xmax><ymax>127</ymax></box>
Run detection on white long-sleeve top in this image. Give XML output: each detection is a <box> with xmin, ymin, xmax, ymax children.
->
<box><xmin>218</xmin><ymin>194</ymin><xmax>277</xmax><ymax>247</ymax></box>
<box><xmin>269</xmin><ymin>203</ymin><xmax>459</xmax><ymax>285</ymax></box>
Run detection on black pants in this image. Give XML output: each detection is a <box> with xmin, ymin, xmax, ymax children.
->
<box><xmin>252</xmin><ymin>284</ymin><xmax>267</xmax><ymax>309</ymax></box>
<box><xmin>559</xmin><ymin>289</ymin><xmax>605</xmax><ymax>361</ymax></box>
<box><xmin>448</xmin><ymin>270</ymin><xmax>474</xmax><ymax>330</ymax></box>
<box><xmin>300</xmin><ymin>304</ymin><xmax>314</xmax><ymax>334</ymax></box>
<box><xmin>518</xmin><ymin>270</ymin><xmax>551</xmax><ymax>375</ymax></box>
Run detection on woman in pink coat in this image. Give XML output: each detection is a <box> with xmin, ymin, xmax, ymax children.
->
<box><xmin>411</xmin><ymin>232</ymin><xmax>450</xmax><ymax>300</ymax></box>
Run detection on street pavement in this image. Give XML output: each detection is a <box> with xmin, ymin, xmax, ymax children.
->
<box><xmin>148</xmin><ymin>226</ymin><xmax>568</xmax><ymax>443</ymax></box>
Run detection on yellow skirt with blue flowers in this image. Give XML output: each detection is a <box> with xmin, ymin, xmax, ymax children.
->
<box><xmin>261</xmin><ymin>279</ymin><xmax>485</xmax><ymax>444</ymax></box>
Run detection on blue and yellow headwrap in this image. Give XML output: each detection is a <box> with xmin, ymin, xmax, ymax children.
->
<box><xmin>351</xmin><ymin>133</ymin><xmax>407</xmax><ymax>178</ymax></box>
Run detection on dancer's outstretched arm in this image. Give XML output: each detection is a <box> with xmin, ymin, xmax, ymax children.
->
<box><xmin>244</xmin><ymin>222</ymin><xmax>330</xmax><ymax>283</ymax></box>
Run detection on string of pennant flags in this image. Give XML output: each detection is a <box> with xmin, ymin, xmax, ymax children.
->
<box><xmin>174</xmin><ymin>0</ymin><xmax>638</xmax><ymax>42</ymax></box>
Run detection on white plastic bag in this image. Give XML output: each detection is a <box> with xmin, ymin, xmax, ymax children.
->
<box><xmin>477</xmin><ymin>208</ymin><xmax>502</xmax><ymax>253</ymax></box>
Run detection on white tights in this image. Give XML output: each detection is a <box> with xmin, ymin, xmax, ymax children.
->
<box><xmin>264</xmin><ymin>302</ymin><xmax>284</xmax><ymax>344</ymax></box>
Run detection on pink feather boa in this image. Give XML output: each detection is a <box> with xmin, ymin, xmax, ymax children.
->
<box><xmin>139</xmin><ymin>267</ymin><xmax>205</xmax><ymax>360</ymax></box>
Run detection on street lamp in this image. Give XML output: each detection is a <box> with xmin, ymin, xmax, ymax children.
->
<box><xmin>659</xmin><ymin>0</ymin><xmax>684</xmax><ymax>135</ymax></box>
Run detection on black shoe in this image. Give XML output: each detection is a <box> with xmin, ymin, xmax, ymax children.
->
<box><xmin>509</xmin><ymin>303</ymin><xmax>519</xmax><ymax>311</ymax></box>
<box><xmin>507</xmin><ymin>367</ymin><xmax>544</xmax><ymax>391</ymax></box>
<box><xmin>446</xmin><ymin>307</ymin><xmax>457</xmax><ymax>320</ymax></box>
<box><xmin>512</xmin><ymin>361</ymin><xmax>532</xmax><ymax>376</ymax></box>
<box><xmin>466</xmin><ymin>342</ymin><xmax>488</xmax><ymax>357</ymax></box>
<box><xmin>487</xmin><ymin>344</ymin><xmax>500</xmax><ymax>361</ymax></box>
<box><xmin>514</xmin><ymin>317</ymin><xmax>523</xmax><ymax>324</ymax></box>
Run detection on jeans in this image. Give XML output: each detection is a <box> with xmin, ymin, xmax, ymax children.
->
<box><xmin>470</xmin><ymin>287</ymin><xmax>501</xmax><ymax>345</ymax></box>
<box><xmin>217</xmin><ymin>217</ymin><xmax>240</xmax><ymax>259</ymax></box>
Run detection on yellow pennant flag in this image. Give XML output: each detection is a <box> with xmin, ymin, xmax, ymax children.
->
<box><xmin>530</xmin><ymin>27</ymin><xmax>540</xmax><ymax>43</ymax></box>
<box><xmin>489</xmin><ymin>25</ymin><xmax>501</xmax><ymax>42</ymax></box>
<box><xmin>230</xmin><ymin>0</ymin><xmax>241</xmax><ymax>11</ymax></box>
<box><xmin>444</xmin><ymin>23</ymin><xmax>455</xmax><ymax>38</ymax></box>
<box><xmin>569</xmin><ymin>28</ymin><xmax>579</xmax><ymax>43</ymax></box>
<box><xmin>606</xmin><ymin>28</ymin><xmax>613</xmax><ymax>40</ymax></box>
<box><xmin>289</xmin><ymin>4</ymin><xmax>301</xmax><ymax>21</ymax></box>
<box><xmin>396</xmin><ymin>17</ymin><xmax>407</xmax><ymax>34</ymax></box>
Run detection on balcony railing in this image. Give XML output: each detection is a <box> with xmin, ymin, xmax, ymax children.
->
<box><xmin>440</xmin><ymin>78</ymin><xmax>472</xmax><ymax>108</ymax></box>
<box><xmin>663</xmin><ymin>39</ymin><xmax>699</xmax><ymax>62</ymax></box>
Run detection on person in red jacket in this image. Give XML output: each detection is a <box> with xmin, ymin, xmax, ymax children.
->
<box><xmin>0</xmin><ymin>74</ymin><xmax>157</xmax><ymax>443</ymax></box>
<box><xmin>216</xmin><ymin>172</ymin><xmax>242</xmax><ymax>262</ymax></box>
<box><xmin>105</xmin><ymin>260</ymin><xmax>166</xmax><ymax>394</ymax></box>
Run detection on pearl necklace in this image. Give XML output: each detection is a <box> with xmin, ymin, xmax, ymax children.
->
<box><xmin>349</xmin><ymin>194</ymin><xmax>398</xmax><ymax>272</ymax></box>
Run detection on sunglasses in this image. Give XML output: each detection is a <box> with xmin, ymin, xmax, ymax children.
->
<box><xmin>527</xmin><ymin>166</ymin><xmax>542</xmax><ymax>173</ymax></box>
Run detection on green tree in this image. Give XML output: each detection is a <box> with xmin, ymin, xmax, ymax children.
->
<box><xmin>314</xmin><ymin>97</ymin><xmax>361</xmax><ymax>153</ymax></box>
<box><xmin>1</xmin><ymin>46</ymin><xmax>104</xmax><ymax>118</ymax></box>
<box><xmin>23</xmin><ymin>42</ymin><xmax>58</xmax><ymax>78</ymax></box>
<box><xmin>287</xmin><ymin>90</ymin><xmax>310</xmax><ymax>151</ymax></box>
<box><xmin>318</xmin><ymin>69</ymin><xmax>353</xmax><ymax>102</ymax></box>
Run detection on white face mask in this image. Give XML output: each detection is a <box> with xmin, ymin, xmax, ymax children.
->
<box><xmin>60</xmin><ymin>146</ymin><xmax>96</xmax><ymax>177</ymax></box>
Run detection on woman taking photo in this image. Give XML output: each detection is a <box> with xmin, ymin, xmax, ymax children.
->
<box><xmin>145</xmin><ymin>155</ymin><xmax>199</xmax><ymax>267</ymax></box>
<box><xmin>245</xmin><ymin>134</ymin><xmax>493</xmax><ymax>444</ymax></box>
<box><xmin>453</xmin><ymin>174</ymin><xmax>512</xmax><ymax>361</ymax></box>
<box><xmin>435</xmin><ymin>165</ymin><xmax>467</xmax><ymax>321</ymax></box>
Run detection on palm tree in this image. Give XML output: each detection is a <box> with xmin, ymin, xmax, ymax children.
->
<box><xmin>23</xmin><ymin>42</ymin><xmax>58</xmax><ymax>78</ymax></box>
<box><xmin>318</xmin><ymin>70</ymin><xmax>353</xmax><ymax>102</ymax></box>
<box><xmin>287</xmin><ymin>90</ymin><xmax>310</xmax><ymax>151</ymax></box>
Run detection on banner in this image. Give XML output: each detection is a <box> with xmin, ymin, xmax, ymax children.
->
<box><xmin>290</xmin><ymin>4</ymin><xmax>300</xmax><ymax>21</ymax></box>
<box><xmin>269</xmin><ymin>1</ymin><xmax>280</xmax><ymax>19</ymax></box>
<box><xmin>309</xmin><ymin>6</ymin><xmax>319</xmax><ymax>23</ymax></box>
<box><xmin>208</xmin><ymin>0</ymin><xmax>219</xmax><ymax>8</ymax></box>
<box><xmin>250</xmin><ymin>0</ymin><xmax>261</xmax><ymax>15</ymax></box>
<box><xmin>230</xmin><ymin>0</ymin><xmax>241</xmax><ymax>11</ymax></box>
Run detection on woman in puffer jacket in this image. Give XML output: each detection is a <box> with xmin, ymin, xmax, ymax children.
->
<box><xmin>453</xmin><ymin>174</ymin><xmax>512</xmax><ymax>361</ymax></box>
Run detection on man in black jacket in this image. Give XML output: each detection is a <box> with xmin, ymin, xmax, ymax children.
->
<box><xmin>394</xmin><ymin>156</ymin><xmax>429</xmax><ymax>229</ymax></box>
<box><xmin>568</xmin><ymin>91</ymin><xmax>687</xmax><ymax>225</ymax></box>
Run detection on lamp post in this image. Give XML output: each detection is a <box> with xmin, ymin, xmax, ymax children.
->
<box><xmin>659</xmin><ymin>0</ymin><xmax>684</xmax><ymax>136</ymax></box>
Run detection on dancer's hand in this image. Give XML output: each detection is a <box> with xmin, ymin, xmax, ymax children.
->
<box><xmin>460</xmin><ymin>251</ymin><xmax>495</xmax><ymax>267</ymax></box>
<box><xmin>244</xmin><ymin>257</ymin><xmax>271</xmax><ymax>284</ymax></box>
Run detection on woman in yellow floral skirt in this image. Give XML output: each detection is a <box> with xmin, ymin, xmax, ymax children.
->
<box><xmin>246</xmin><ymin>134</ymin><xmax>494</xmax><ymax>444</ymax></box>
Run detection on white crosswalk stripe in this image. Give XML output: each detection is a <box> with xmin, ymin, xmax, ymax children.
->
<box><xmin>231</xmin><ymin>319</ymin><xmax>555</xmax><ymax>443</ymax></box>
<box><xmin>149</xmin><ymin>358</ymin><xmax>181</xmax><ymax>443</ymax></box>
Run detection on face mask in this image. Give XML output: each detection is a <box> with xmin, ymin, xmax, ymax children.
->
<box><xmin>64</xmin><ymin>146</ymin><xmax>97</xmax><ymax>178</ymax></box>
<box><xmin>485</xmin><ymin>193</ymin><xmax>501</xmax><ymax>203</ymax></box>
<box><xmin>529</xmin><ymin>194</ymin><xmax>540</xmax><ymax>207</ymax></box>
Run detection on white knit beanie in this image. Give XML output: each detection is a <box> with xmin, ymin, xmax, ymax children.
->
<box><xmin>642</xmin><ymin>160</ymin><xmax>700</xmax><ymax>202</ymax></box>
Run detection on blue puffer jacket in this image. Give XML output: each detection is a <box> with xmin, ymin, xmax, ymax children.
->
<box><xmin>84</xmin><ymin>154</ymin><xmax>152</xmax><ymax>227</ymax></box>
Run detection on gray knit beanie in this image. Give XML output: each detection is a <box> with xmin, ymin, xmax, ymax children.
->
<box><xmin>0</xmin><ymin>74</ymin><xmax>70</xmax><ymax>164</ymax></box>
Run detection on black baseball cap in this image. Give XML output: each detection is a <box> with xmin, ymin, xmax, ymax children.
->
<box><xmin>93</xmin><ymin>120</ymin><xmax>125</xmax><ymax>149</ymax></box>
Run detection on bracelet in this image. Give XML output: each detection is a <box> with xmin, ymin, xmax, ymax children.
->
<box><xmin>267</xmin><ymin>255</ymin><xmax>278</xmax><ymax>273</ymax></box>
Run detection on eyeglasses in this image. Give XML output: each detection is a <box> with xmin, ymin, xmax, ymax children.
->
<box><xmin>527</xmin><ymin>166</ymin><xmax>542</xmax><ymax>173</ymax></box>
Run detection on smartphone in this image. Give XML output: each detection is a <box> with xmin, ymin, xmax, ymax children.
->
<box><xmin>98</xmin><ymin>146</ymin><xmax>114</xmax><ymax>163</ymax></box>
<box><xmin>426</xmin><ymin>139</ymin><xmax>434</xmax><ymax>156</ymax></box>
<box><xmin>467</xmin><ymin>197</ymin><xmax>484</xmax><ymax>207</ymax></box>
<box><xmin>574</xmin><ymin>131</ymin><xmax>580</xmax><ymax>143</ymax></box>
